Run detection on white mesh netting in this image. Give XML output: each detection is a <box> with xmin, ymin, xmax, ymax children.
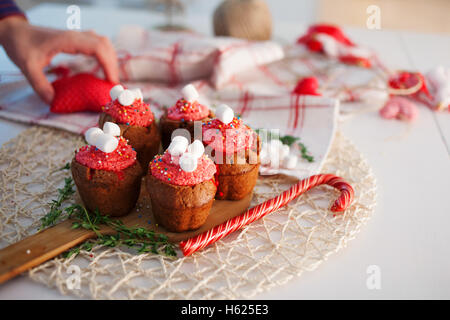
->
<box><xmin>0</xmin><ymin>126</ymin><xmax>376</xmax><ymax>299</ymax></box>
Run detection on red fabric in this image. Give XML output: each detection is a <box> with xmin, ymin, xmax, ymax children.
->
<box><xmin>50</xmin><ymin>73</ymin><xmax>116</xmax><ymax>113</ymax></box>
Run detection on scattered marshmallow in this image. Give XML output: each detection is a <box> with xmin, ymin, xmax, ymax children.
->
<box><xmin>260</xmin><ymin>139</ymin><xmax>299</xmax><ymax>170</ymax></box>
<box><xmin>179</xmin><ymin>152</ymin><xmax>198</xmax><ymax>172</ymax></box>
<box><xmin>110</xmin><ymin>84</ymin><xmax>124</xmax><ymax>100</ymax></box>
<box><xmin>181</xmin><ymin>84</ymin><xmax>199</xmax><ymax>103</ymax></box>
<box><xmin>85</xmin><ymin>127</ymin><xmax>103</xmax><ymax>146</ymax></box>
<box><xmin>187</xmin><ymin>140</ymin><xmax>205</xmax><ymax>159</ymax></box>
<box><xmin>216</xmin><ymin>104</ymin><xmax>234</xmax><ymax>125</ymax></box>
<box><xmin>95</xmin><ymin>133</ymin><xmax>119</xmax><ymax>153</ymax></box>
<box><xmin>118</xmin><ymin>89</ymin><xmax>136</xmax><ymax>106</ymax></box>
<box><xmin>103</xmin><ymin>122</ymin><xmax>121</xmax><ymax>137</ymax></box>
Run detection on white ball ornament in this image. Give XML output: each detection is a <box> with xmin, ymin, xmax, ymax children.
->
<box><xmin>85</xmin><ymin>127</ymin><xmax>103</xmax><ymax>146</ymax></box>
<box><xmin>179</xmin><ymin>152</ymin><xmax>198</xmax><ymax>172</ymax></box>
<box><xmin>216</xmin><ymin>104</ymin><xmax>234</xmax><ymax>124</ymax></box>
<box><xmin>95</xmin><ymin>134</ymin><xmax>119</xmax><ymax>153</ymax></box>
<box><xmin>118</xmin><ymin>89</ymin><xmax>136</xmax><ymax>106</ymax></box>
<box><xmin>181</xmin><ymin>84</ymin><xmax>199</xmax><ymax>102</ymax></box>
<box><xmin>109</xmin><ymin>84</ymin><xmax>124</xmax><ymax>100</ymax></box>
<box><xmin>102</xmin><ymin>122</ymin><xmax>121</xmax><ymax>137</ymax></box>
<box><xmin>187</xmin><ymin>140</ymin><xmax>205</xmax><ymax>158</ymax></box>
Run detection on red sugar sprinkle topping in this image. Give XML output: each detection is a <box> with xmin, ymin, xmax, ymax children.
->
<box><xmin>75</xmin><ymin>137</ymin><xmax>137</xmax><ymax>171</ymax></box>
<box><xmin>102</xmin><ymin>98</ymin><xmax>154</xmax><ymax>127</ymax></box>
<box><xmin>167</xmin><ymin>98</ymin><xmax>209</xmax><ymax>121</ymax></box>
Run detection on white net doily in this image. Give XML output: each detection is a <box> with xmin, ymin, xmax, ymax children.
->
<box><xmin>0</xmin><ymin>126</ymin><xmax>376</xmax><ymax>299</ymax></box>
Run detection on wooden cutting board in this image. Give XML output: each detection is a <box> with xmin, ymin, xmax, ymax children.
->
<box><xmin>0</xmin><ymin>179</ymin><xmax>252</xmax><ymax>285</ymax></box>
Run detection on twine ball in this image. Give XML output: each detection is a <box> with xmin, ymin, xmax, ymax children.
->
<box><xmin>213</xmin><ymin>0</ymin><xmax>272</xmax><ymax>41</ymax></box>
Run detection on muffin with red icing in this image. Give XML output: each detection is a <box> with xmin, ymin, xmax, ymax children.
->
<box><xmin>71</xmin><ymin>122</ymin><xmax>143</xmax><ymax>217</ymax></box>
<box><xmin>99</xmin><ymin>84</ymin><xmax>161</xmax><ymax>170</ymax></box>
<box><xmin>146</xmin><ymin>136</ymin><xmax>217</xmax><ymax>232</ymax></box>
<box><xmin>160</xmin><ymin>84</ymin><xmax>213</xmax><ymax>149</ymax></box>
<box><xmin>202</xmin><ymin>104</ymin><xmax>260</xmax><ymax>200</ymax></box>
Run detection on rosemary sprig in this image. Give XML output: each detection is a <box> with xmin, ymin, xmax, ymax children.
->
<box><xmin>39</xmin><ymin>172</ymin><xmax>177</xmax><ymax>258</ymax></box>
<box><xmin>298</xmin><ymin>141</ymin><xmax>314</xmax><ymax>163</ymax></box>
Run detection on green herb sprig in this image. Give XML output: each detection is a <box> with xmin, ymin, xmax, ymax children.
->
<box><xmin>39</xmin><ymin>169</ymin><xmax>177</xmax><ymax>259</ymax></box>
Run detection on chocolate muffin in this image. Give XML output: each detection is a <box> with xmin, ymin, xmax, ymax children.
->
<box><xmin>202</xmin><ymin>104</ymin><xmax>260</xmax><ymax>200</ymax></box>
<box><xmin>72</xmin><ymin>130</ymin><xmax>143</xmax><ymax>217</ymax></box>
<box><xmin>146</xmin><ymin>138</ymin><xmax>217</xmax><ymax>232</ymax></box>
<box><xmin>159</xmin><ymin>84</ymin><xmax>212</xmax><ymax>149</ymax></box>
<box><xmin>99</xmin><ymin>85</ymin><xmax>161</xmax><ymax>169</ymax></box>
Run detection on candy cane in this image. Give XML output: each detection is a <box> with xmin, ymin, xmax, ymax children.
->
<box><xmin>180</xmin><ymin>174</ymin><xmax>354</xmax><ymax>256</ymax></box>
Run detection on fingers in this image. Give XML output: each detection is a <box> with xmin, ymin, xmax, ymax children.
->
<box><xmin>57</xmin><ymin>30</ymin><xmax>119</xmax><ymax>83</ymax></box>
<box><xmin>22</xmin><ymin>60</ymin><xmax>54</xmax><ymax>103</ymax></box>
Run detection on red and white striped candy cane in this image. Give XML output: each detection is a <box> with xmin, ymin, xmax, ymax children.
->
<box><xmin>180</xmin><ymin>174</ymin><xmax>354</xmax><ymax>256</ymax></box>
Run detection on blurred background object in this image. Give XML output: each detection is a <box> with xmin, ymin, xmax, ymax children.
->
<box><xmin>15</xmin><ymin>0</ymin><xmax>450</xmax><ymax>35</ymax></box>
<box><xmin>213</xmin><ymin>0</ymin><xmax>272</xmax><ymax>41</ymax></box>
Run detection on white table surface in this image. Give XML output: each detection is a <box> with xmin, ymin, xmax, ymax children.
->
<box><xmin>0</xmin><ymin>2</ymin><xmax>449</xmax><ymax>300</ymax></box>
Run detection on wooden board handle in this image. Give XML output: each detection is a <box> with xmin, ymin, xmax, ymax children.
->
<box><xmin>0</xmin><ymin>220</ymin><xmax>95</xmax><ymax>284</ymax></box>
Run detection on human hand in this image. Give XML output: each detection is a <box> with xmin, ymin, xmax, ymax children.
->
<box><xmin>0</xmin><ymin>16</ymin><xmax>119</xmax><ymax>103</ymax></box>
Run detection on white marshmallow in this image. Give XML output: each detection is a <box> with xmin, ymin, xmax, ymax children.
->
<box><xmin>179</xmin><ymin>152</ymin><xmax>198</xmax><ymax>172</ymax></box>
<box><xmin>95</xmin><ymin>134</ymin><xmax>119</xmax><ymax>153</ymax></box>
<box><xmin>118</xmin><ymin>89</ymin><xmax>136</xmax><ymax>106</ymax></box>
<box><xmin>85</xmin><ymin>127</ymin><xmax>103</xmax><ymax>146</ymax></box>
<box><xmin>216</xmin><ymin>104</ymin><xmax>234</xmax><ymax>125</ymax></box>
<box><xmin>130</xmin><ymin>88</ymin><xmax>143</xmax><ymax>101</ymax></box>
<box><xmin>110</xmin><ymin>84</ymin><xmax>124</xmax><ymax>100</ymax></box>
<box><xmin>181</xmin><ymin>84</ymin><xmax>199</xmax><ymax>102</ymax></box>
<box><xmin>282</xmin><ymin>155</ymin><xmax>298</xmax><ymax>169</ymax></box>
<box><xmin>168</xmin><ymin>139</ymin><xmax>188</xmax><ymax>157</ymax></box>
<box><xmin>279</xmin><ymin>144</ymin><xmax>290</xmax><ymax>160</ymax></box>
<box><xmin>102</xmin><ymin>122</ymin><xmax>121</xmax><ymax>137</ymax></box>
<box><xmin>187</xmin><ymin>140</ymin><xmax>205</xmax><ymax>158</ymax></box>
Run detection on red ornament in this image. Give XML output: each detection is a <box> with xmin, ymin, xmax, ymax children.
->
<box><xmin>292</xmin><ymin>77</ymin><xmax>321</xmax><ymax>96</ymax></box>
<box><xmin>297</xmin><ymin>24</ymin><xmax>355</xmax><ymax>52</ymax></box>
<box><xmin>50</xmin><ymin>73</ymin><xmax>116</xmax><ymax>113</ymax></box>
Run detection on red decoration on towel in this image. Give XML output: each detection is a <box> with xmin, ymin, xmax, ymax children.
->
<box><xmin>180</xmin><ymin>174</ymin><xmax>354</xmax><ymax>256</ymax></box>
<box><xmin>293</xmin><ymin>77</ymin><xmax>321</xmax><ymax>96</ymax></box>
<box><xmin>50</xmin><ymin>73</ymin><xmax>115</xmax><ymax>113</ymax></box>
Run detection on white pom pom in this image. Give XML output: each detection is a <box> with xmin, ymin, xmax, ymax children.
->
<box><xmin>187</xmin><ymin>140</ymin><xmax>205</xmax><ymax>158</ymax></box>
<box><xmin>110</xmin><ymin>84</ymin><xmax>124</xmax><ymax>100</ymax></box>
<box><xmin>181</xmin><ymin>84</ymin><xmax>199</xmax><ymax>102</ymax></box>
<box><xmin>179</xmin><ymin>153</ymin><xmax>198</xmax><ymax>172</ymax></box>
<box><xmin>130</xmin><ymin>88</ymin><xmax>143</xmax><ymax>101</ymax></box>
<box><xmin>102</xmin><ymin>122</ymin><xmax>121</xmax><ymax>137</ymax></box>
<box><xmin>118</xmin><ymin>89</ymin><xmax>136</xmax><ymax>106</ymax></box>
<box><xmin>168</xmin><ymin>139</ymin><xmax>188</xmax><ymax>157</ymax></box>
<box><xmin>85</xmin><ymin>127</ymin><xmax>103</xmax><ymax>146</ymax></box>
<box><xmin>95</xmin><ymin>134</ymin><xmax>119</xmax><ymax>153</ymax></box>
<box><xmin>216</xmin><ymin>104</ymin><xmax>234</xmax><ymax>124</ymax></box>
<box><xmin>282</xmin><ymin>155</ymin><xmax>298</xmax><ymax>169</ymax></box>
